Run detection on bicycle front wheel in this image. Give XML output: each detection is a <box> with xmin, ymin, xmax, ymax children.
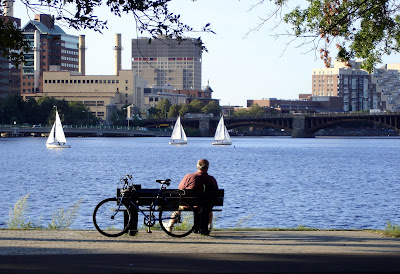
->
<box><xmin>159</xmin><ymin>201</ymin><xmax>195</xmax><ymax>238</ymax></box>
<box><xmin>93</xmin><ymin>197</ymin><xmax>130</xmax><ymax>237</ymax></box>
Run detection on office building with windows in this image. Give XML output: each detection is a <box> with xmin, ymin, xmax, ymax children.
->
<box><xmin>372</xmin><ymin>64</ymin><xmax>400</xmax><ymax>112</ymax></box>
<box><xmin>312</xmin><ymin>60</ymin><xmax>376</xmax><ymax>111</ymax></box>
<box><xmin>20</xmin><ymin>14</ymin><xmax>80</xmax><ymax>94</ymax></box>
<box><xmin>131</xmin><ymin>37</ymin><xmax>202</xmax><ymax>90</ymax></box>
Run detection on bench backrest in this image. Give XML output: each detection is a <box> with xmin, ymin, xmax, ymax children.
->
<box><xmin>117</xmin><ymin>187</ymin><xmax>224</xmax><ymax>207</ymax></box>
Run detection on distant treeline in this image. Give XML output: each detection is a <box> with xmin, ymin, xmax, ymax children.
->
<box><xmin>0</xmin><ymin>95</ymin><xmax>96</xmax><ymax>125</ymax></box>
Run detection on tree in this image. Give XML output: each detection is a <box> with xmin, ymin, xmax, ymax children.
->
<box><xmin>155</xmin><ymin>99</ymin><xmax>171</xmax><ymax>118</ymax></box>
<box><xmin>179</xmin><ymin>104</ymin><xmax>191</xmax><ymax>117</ymax></box>
<box><xmin>248</xmin><ymin>104</ymin><xmax>265</xmax><ymax>116</ymax></box>
<box><xmin>189</xmin><ymin>99</ymin><xmax>204</xmax><ymax>113</ymax></box>
<box><xmin>233</xmin><ymin>108</ymin><xmax>248</xmax><ymax>117</ymax></box>
<box><xmin>0</xmin><ymin>0</ymin><xmax>214</xmax><ymax>64</ymax></box>
<box><xmin>168</xmin><ymin>104</ymin><xmax>180</xmax><ymax>118</ymax></box>
<box><xmin>257</xmin><ymin>0</ymin><xmax>400</xmax><ymax>72</ymax></box>
<box><xmin>201</xmin><ymin>101</ymin><xmax>221</xmax><ymax>117</ymax></box>
<box><xmin>0</xmin><ymin>18</ymin><xmax>30</xmax><ymax>66</ymax></box>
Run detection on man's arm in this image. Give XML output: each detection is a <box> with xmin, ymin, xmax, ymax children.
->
<box><xmin>178</xmin><ymin>174</ymin><xmax>190</xmax><ymax>189</ymax></box>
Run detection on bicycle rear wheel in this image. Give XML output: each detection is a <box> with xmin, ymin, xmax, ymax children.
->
<box><xmin>93</xmin><ymin>197</ymin><xmax>130</xmax><ymax>237</ymax></box>
<box><xmin>159</xmin><ymin>201</ymin><xmax>195</xmax><ymax>238</ymax></box>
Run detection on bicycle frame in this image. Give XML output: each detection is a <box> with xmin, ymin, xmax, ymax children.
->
<box><xmin>116</xmin><ymin>183</ymin><xmax>183</xmax><ymax>228</ymax></box>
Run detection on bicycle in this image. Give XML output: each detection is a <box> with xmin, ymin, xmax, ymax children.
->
<box><xmin>93</xmin><ymin>174</ymin><xmax>196</xmax><ymax>238</ymax></box>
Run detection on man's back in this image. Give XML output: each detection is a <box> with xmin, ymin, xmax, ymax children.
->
<box><xmin>178</xmin><ymin>171</ymin><xmax>218</xmax><ymax>191</ymax></box>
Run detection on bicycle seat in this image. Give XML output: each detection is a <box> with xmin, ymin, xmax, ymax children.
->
<box><xmin>156</xmin><ymin>179</ymin><xmax>171</xmax><ymax>186</ymax></box>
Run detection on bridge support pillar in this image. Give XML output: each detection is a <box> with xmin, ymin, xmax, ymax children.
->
<box><xmin>199</xmin><ymin>118</ymin><xmax>211</xmax><ymax>137</ymax></box>
<box><xmin>291</xmin><ymin>116</ymin><xmax>314</xmax><ymax>138</ymax></box>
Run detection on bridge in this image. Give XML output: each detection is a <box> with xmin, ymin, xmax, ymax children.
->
<box><xmin>2</xmin><ymin>113</ymin><xmax>399</xmax><ymax>138</ymax></box>
<box><xmin>143</xmin><ymin>113</ymin><xmax>400</xmax><ymax>138</ymax></box>
<box><xmin>0</xmin><ymin>125</ymin><xmax>170</xmax><ymax>138</ymax></box>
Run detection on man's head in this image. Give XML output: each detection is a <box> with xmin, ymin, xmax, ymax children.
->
<box><xmin>197</xmin><ymin>159</ymin><xmax>209</xmax><ymax>172</ymax></box>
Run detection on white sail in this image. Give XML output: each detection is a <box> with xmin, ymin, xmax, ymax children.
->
<box><xmin>46</xmin><ymin>109</ymin><xmax>70</xmax><ymax>148</ymax></box>
<box><xmin>46</xmin><ymin>124</ymin><xmax>56</xmax><ymax>144</ymax></box>
<box><xmin>169</xmin><ymin>116</ymin><xmax>187</xmax><ymax>145</ymax></box>
<box><xmin>212</xmin><ymin>115</ymin><xmax>231</xmax><ymax>145</ymax></box>
<box><xmin>54</xmin><ymin>111</ymin><xmax>67</xmax><ymax>143</ymax></box>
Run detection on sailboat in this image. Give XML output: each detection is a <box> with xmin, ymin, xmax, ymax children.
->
<box><xmin>169</xmin><ymin>116</ymin><xmax>187</xmax><ymax>145</ymax></box>
<box><xmin>46</xmin><ymin>108</ymin><xmax>71</xmax><ymax>148</ymax></box>
<box><xmin>212</xmin><ymin>115</ymin><xmax>232</xmax><ymax>145</ymax></box>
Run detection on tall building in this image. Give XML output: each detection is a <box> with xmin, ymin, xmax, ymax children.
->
<box><xmin>312</xmin><ymin>60</ymin><xmax>376</xmax><ymax>111</ymax></box>
<box><xmin>0</xmin><ymin>1</ymin><xmax>21</xmax><ymax>99</ymax></box>
<box><xmin>372</xmin><ymin>64</ymin><xmax>400</xmax><ymax>112</ymax></box>
<box><xmin>131</xmin><ymin>37</ymin><xmax>202</xmax><ymax>90</ymax></box>
<box><xmin>21</xmin><ymin>14</ymin><xmax>80</xmax><ymax>94</ymax></box>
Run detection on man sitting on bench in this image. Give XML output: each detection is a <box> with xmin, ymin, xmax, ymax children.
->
<box><xmin>167</xmin><ymin>159</ymin><xmax>219</xmax><ymax>235</ymax></box>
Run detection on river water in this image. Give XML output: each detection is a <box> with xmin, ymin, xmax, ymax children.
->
<box><xmin>1</xmin><ymin>136</ymin><xmax>399</xmax><ymax>230</ymax></box>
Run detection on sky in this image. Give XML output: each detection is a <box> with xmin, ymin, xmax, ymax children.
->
<box><xmin>13</xmin><ymin>0</ymin><xmax>400</xmax><ymax>107</ymax></box>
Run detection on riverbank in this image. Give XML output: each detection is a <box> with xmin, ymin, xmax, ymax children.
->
<box><xmin>0</xmin><ymin>229</ymin><xmax>399</xmax><ymax>272</ymax></box>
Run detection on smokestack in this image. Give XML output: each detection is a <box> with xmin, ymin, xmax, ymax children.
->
<box><xmin>114</xmin><ymin>33</ymin><xmax>122</xmax><ymax>75</ymax></box>
<box><xmin>3</xmin><ymin>0</ymin><xmax>14</xmax><ymax>17</ymax></box>
<box><xmin>33</xmin><ymin>30</ymin><xmax>41</xmax><ymax>93</ymax></box>
<box><xmin>79</xmin><ymin>35</ymin><xmax>86</xmax><ymax>75</ymax></box>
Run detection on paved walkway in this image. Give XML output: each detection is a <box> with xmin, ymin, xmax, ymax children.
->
<box><xmin>0</xmin><ymin>229</ymin><xmax>399</xmax><ymax>272</ymax></box>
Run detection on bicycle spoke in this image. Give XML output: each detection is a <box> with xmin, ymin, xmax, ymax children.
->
<box><xmin>159</xmin><ymin>201</ymin><xmax>195</xmax><ymax>237</ymax></box>
<box><xmin>93</xmin><ymin>198</ymin><xmax>130</xmax><ymax>237</ymax></box>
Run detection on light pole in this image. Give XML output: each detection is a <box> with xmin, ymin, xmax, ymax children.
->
<box><xmin>1</xmin><ymin>110</ymin><xmax>3</xmax><ymax>125</ymax></box>
<box><xmin>82</xmin><ymin>110</ymin><xmax>89</xmax><ymax>125</ymax></box>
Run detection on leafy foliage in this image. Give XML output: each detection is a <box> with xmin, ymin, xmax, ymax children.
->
<box><xmin>0</xmin><ymin>95</ymin><xmax>96</xmax><ymax>125</ymax></box>
<box><xmin>0</xmin><ymin>18</ymin><xmax>30</xmax><ymax>66</ymax></box>
<box><xmin>201</xmin><ymin>101</ymin><xmax>221</xmax><ymax>117</ymax></box>
<box><xmin>167</xmin><ymin>104</ymin><xmax>180</xmax><ymax>118</ymax></box>
<box><xmin>155</xmin><ymin>98</ymin><xmax>172</xmax><ymax>118</ymax></box>
<box><xmin>233</xmin><ymin>104</ymin><xmax>266</xmax><ymax>116</ymax></box>
<box><xmin>189</xmin><ymin>99</ymin><xmax>204</xmax><ymax>113</ymax></box>
<box><xmin>265</xmin><ymin>0</ymin><xmax>400</xmax><ymax>72</ymax></box>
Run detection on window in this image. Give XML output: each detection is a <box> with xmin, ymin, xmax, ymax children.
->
<box><xmin>125</xmin><ymin>80</ymin><xmax>128</xmax><ymax>84</ymax></box>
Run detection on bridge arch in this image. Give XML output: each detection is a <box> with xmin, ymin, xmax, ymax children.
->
<box><xmin>305</xmin><ymin>115</ymin><xmax>400</xmax><ymax>135</ymax></box>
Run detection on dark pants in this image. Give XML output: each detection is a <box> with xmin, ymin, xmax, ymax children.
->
<box><xmin>194</xmin><ymin>206</ymin><xmax>211</xmax><ymax>234</ymax></box>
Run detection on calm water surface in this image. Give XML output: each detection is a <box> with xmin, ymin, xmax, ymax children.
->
<box><xmin>1</xmin><ymin>136</ymin><xmax>399</xmax><ymax>230</ymax></box>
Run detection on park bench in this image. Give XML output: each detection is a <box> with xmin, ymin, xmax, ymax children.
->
<box><xmin>117</xmin><ymin>185</ymin><xmax>224</xmax><ymax>235</ymax></box>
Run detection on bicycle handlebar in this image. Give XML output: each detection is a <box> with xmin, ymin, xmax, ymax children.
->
<box><xmin>156</xmin><ymin>179</ymin><xmax>171</xmax><ymax>186</ymax></box>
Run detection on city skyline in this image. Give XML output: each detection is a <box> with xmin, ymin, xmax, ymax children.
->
<box><xmin>12</xmin><ymin>0</ymin><xmax>400</xmax><ymax>107</ymax></box>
